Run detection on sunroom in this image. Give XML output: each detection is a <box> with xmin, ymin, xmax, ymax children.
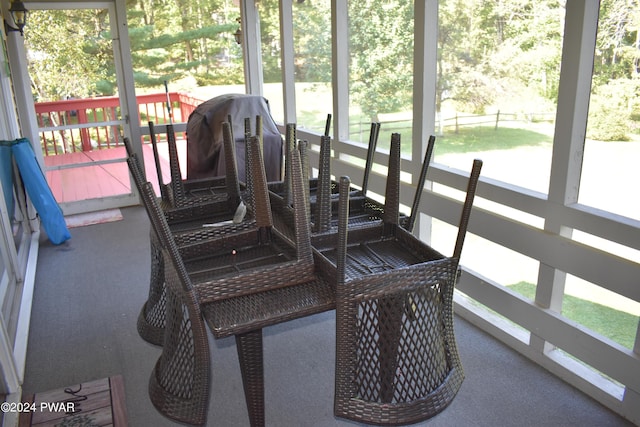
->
<box><xmin>0</xmin><ymin>0</ymin><xmax>638</xmax><ymax>426</ymax></box>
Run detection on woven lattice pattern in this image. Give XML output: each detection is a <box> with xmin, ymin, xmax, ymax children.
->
<box><xmin>136</xmin><ymin>231</ymin><xmax>167</xmax><ymax>344</ymax></box>
<box><xmin>330</xmin><ymin>171</ymin><xmax>469</xmax><ymax>426</ymax></box>
<box><xmin>132</xmin><ymin>118</ymin><xmax>481</xmax><ymax>425</ymax></box>
<box><xmin>354</xmin><ymin>283</ymin><xmax>450</xmax><ymax>403</ymax></box>
<box><xmin>335</xmin><ymin>255</ymin><xmax>464</xmax><ymax>425</ymax></box>
<box><xmin>148</xmin><ymin>250</ymin><xmax>211</xmax><ymax>426</ymax></box>
<box><xmin>156</xmin><ymin>289</ymin><xmax>195</xmax><ymax>400</ymax></box>
<box><xmin>269</xmin><ymin>123</ymin><xmax>413</xmax><ymax>241</ymax></box>
<box><xmin>138</xmin><ymin>132</ymin><xmax>340</xmax><ymax>425</ymax></box>
<box><xmin>163</xmin><ymin>123</ymin><xmax>241</xmax><ymax>209</ymax></box>
<box><xmin>202</xmin><ymin>273</ymin><xmax>335</xmax><ymax>338</ymax></box>
<box><xmin>126</xmin><ymin>122</ymin><xmax>254</xmax><ymax>346</ymax></box>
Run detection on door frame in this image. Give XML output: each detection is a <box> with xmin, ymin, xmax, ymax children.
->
<box><xmin>6</xmin><ymin>0</ymin><xmax>142</xmax><ymax>215</ymax></box>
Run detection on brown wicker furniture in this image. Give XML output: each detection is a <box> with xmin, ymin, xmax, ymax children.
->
<box><xmin>270</xmin><ymin>130</ymin><xmax>436</xmax><ymax>245</ymax></box>
<box><xmin>268</xmin><ymin>121</ymin><xmax>383</xmax><ymax>228</ymax></box>
<box><xmin>320</xmin><ymin>151</ymin><xmax>482</xmax><ymax>425</ymax></box>
<box><xmin>310</xmin><ymin>132</ymin><xmax>436</xmax><ymax>235</ymax></box>
<box><xmin>125</xmin><ymin>123</ymin><xmax>255</xmax><ymax>345</ymax></box>
<box><xmin>134</xmin><ymin>118</ymin><xmax>482</xmax><ymax>425</ymax></box>
<box><xmin>139</xmin><ymin>137</ymin><xmax>335</xmax><ymax>426</ymax></box>
<box><xmin>147</xmin><ymin>121</ymin><xmax>237</xmax><ymax>210</ymax></box>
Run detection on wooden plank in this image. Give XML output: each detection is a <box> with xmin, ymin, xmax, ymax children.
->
<box><xmin>109</xmin><ymin>375</ymin><xmax>127</xmax><ymax>427</ymax></box>
<box><xmin>90</xmin><ymin>165</ymin><xmax>130</xmax><ymax>199</ymax></box>
<box><xmin>58</xmin><ymin>166</ymin><xmax>95</xmax><ymax>202</ymax></box>
<box><xmin>82</xmin><ymin>147</ymin><xmax>127</xmax><ymax>163</ymax></box>
<box><xmin>142</xmin><ymin>143</ymin><xmax>170</xmax><ymax>196</ymax></box>
<box><xmin>32</xmin><ymin>405</ymin><xmax>113</xmax><ymax>427</ymax></box>
<box><xmin>56</xmin><ymin>164</ymin><xmax>129</xmax><ymax>203</ymax></box>
<box><xmin>31</xmin><ymin>378</ymin><xmax>109</xmax><ymax>404</ymax></box>
<box><xmin>45</xmin><ymin>170</ymin><xmax>62</xmax><ymax>204</ymax></box>
<box><xmin>142</xmin><ymin>143</ymin><xmax>171</xmax><ymax>182</ymax></box>
<box><xmin>43</xmin><ymin>152</ymin><xmax>91</xmax><ymax>168</ymax></box>
<box><xmin>99</xmin><ymin>163</ymin><xmax>132</xmax><ymax>194</ymax></box>
<box><xmin>31</xmin><ymin>390</ymin><xmax>111</xmax><ymax>425</ymax></box>
<box><xmin>43</xmin><ymin>149</ymin><xmax>129</xmax><ymax>204</ymax></box>
<box><xmin>19</xmin><ymin>376</ymin><xmax>127</xmax><ymax>427</ymax></box>
<box><xmin>88</xmin><ymin>148</ymin><xmax>132</xmax><ymax>194</ymax></box>
<box><xmin>40</xmin><ymin>139</ymin><xmax>190</xmax><ymax>204</ymax></box>
<box><xmin>18</xmin><ymin>393</ymin><xmax>34</xmax><ymax>427</ymax></box>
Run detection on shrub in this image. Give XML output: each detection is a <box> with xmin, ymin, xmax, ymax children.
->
<box><xmin>586</xmin><ymin>79</ymin><xmax>634</xmax><ymax>141</ymax></box>
<box><xmin>587</xmin><ymin>102</ymin><xmax>630</xmax><ymax>141</ymax></box>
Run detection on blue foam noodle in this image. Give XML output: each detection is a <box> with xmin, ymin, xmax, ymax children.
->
<box><xmin>9</xmin><ymin>138</ymin><xmax>70</xmax><ymax>245</ymax></box>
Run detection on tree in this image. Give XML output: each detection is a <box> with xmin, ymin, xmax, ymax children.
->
<box><xmin>249</xmin><ymin>0</ymin><xmax>332</xmax><ymax>84</ymax></box>
<box><xmin>588</xmin><ymin>0</ymin><xmax>640</xmax><ymax>140</ymax></box>
<box><xmin>24</xmin><ymin>0</ymin><xmax>640</xmax><ymax>143</ymax></box>
<box><xmin>126</xmin><ymin>0</ymin><xmax>242</xmax><ymax>88</ymax></box>
<box><xmin>254</xmin><ymin>0</ymin><xmax>282</xmax><ymax>83</ymax></box>
<box><xmin>587</xmin><ymin>79</ymin><xmax>637</xmax><ymax>141</ymax></box>
<box><xmin>436</xmin><ymin>0</ymin><xmax>565</xmax><ymax>115</ymax></box>
<box><xmin>292</xmin><ymin>0</ymin><xmax>332</xmax><ymax>83</ymax></box>
<box><xmin>437</xmin><ymin>0</ymin><xmax>493</xmax><ymax>114</ymax></box>
<box><xmin>594</xmin><ymin>0</ymin><xmax>640</xmax><ymax>84</ymax></box>
<box><xmin>348</xmin><ymin>0</ymin><xmax>414</xmax><ymax>120</ymax></box>
<box><xmin>26</xmin><ymin>9</ymin><xmax>114</xmax><ymax>101</ymax></box>
<box><xmin>25</xmin><ymin>0</ymin><xmax>244</xmax><ymax>102</ymax></box>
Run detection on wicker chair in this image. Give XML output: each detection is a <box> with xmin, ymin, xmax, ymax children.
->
<box><xmin>125</xmin><ymin>123</ymin><xmax>256</xmax><ymax>345</ymax></box>
<box><xmin>312</xmin><ymin>129</ymin><xmax>435</xmax><ymax>235</ymax></box>
<box><xmin>323</xmin><ymin>151</ymin><xmax>482</xmax><ymax>425</ymax></box>
<box><xmin>266</xmin><ymin>118</ymin><xmax>369</xmax><ymax>209</ymax></box>
<box><xmin>147</xmin><ymin>121</ymin><xmax>238</xmax><ymax>210</ymax></box>
<box><xmin>124</xmin><ymin>125</ymin><xmax>241</xmax><ymax>223</ymax></box>
<box><xmin>271</xmin><ymin>127</ymin><xmax>436</xmax><ymax>245</ymax></box>
<box><xmin>141</xmin><ymin>136</ymin><xmax>335</xmax><ymax>426</ymax></box>
<box><xmin>268</xmin><ymin>122</ymin><xmax>377</xmax><ymax>240</ymax></box>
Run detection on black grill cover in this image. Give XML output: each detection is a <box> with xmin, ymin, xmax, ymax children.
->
<box><xmin>186</xmin><ymin>94</ymin><xmax>283</xmax><ymax>182</ymax></box>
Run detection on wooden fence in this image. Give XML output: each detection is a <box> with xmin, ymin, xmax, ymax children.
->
<box><xmin>354</xmin><ymin>110</ymin><xmax>555</xmax><ymax>136</ymax></box>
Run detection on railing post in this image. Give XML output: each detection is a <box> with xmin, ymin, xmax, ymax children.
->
<box><xmin>78</xmin><ymin>110</ymin><xmax>91</xmax><ymax>152</ymax></box>
<box><xmin>111</xmin><ymin>107</ymin><xmax>120</xmax><ymax>146</ymax></box>
<box><xmin>495</xmin><ymin>110</ymin><xmax>500</xmax><ymax>130</ymax></box>
<box><xmin>179</xmin><ymin>94</ymin><xmax>189</xmax><ymax>123</ymax></box>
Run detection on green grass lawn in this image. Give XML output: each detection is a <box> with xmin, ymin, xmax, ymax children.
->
<box><xmin>365</xmin><ymin>124</ymin><xmax>553</xmax><ymax>157</ymax></box>
<box><xmin>509</xmin><ymin>281</ymin><xmax>637</xmax><ymax>350</ymax></box>
<box><xmin>338</xmin><ymin>116</ymin><xmax>553</xmax><ymax>157</ymax></box>
<box><xmin>435</xmin><ymin>126</ymin><xmax>552</xmax><ymax>154</ymax></box>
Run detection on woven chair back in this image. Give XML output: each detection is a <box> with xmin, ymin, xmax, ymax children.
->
<box><xmin>139</xmin><ymin>180</ymin><xmax>211</xmax><ymax>426</ymax></box>
<box><xmin>333</xmin><ymin>175</ymin><xmax>464</xmax><ymax>425</ymax></box>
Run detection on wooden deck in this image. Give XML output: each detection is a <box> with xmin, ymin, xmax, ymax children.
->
<box><xmin>43</xmin><ymin>141</ymin><xmax>187</xmax><ymax>204</ymax></box>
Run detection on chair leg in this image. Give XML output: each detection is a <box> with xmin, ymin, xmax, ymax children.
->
<box><xmin>236</xmin><ymin>329</ymin><xmax>265</xmax><ymax>427</ymax></box>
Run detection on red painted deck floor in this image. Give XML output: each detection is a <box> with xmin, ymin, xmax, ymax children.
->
<box><xmin>43</xmin><ymin>141</ymin><xmax>187</xmax><ymax>204</ymax></box>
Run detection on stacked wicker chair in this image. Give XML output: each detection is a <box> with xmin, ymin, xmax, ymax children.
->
<box><xmin>132</xmin><ymin>115</ymin><xmax>482</xmax><ymax>426</ymax></box>
<box><xmin>147</xmin><ymin>121</ymin><xmax>237</xmax><ymax>210</ymax></box>
<box><xmin>311</xmin><ymin>131</ymin><xmax>436</xmax><ymax>236</ymax></box>
<box><xmin>125</xmin><ymin>122</ymin><xmax>255</xmax><ymax>345</ymax></box>
<box><xmin>132</xmin><ymin>135</ymin><xmax>336</xmax><ymax>426</ymax></box>
<box><xmin>322</xmin><ymin>143</ymin><xmax>483</xmax><ymax>425</ymax></box>
<box><xmin>268</xmin><ymin>117</ymin><xmax>381</xmax><ymax>228</ymax></box>
<box><xmin>269</xmin><ymin>121</ymin><xmax>436</xmax><ymax>243</ymax></box>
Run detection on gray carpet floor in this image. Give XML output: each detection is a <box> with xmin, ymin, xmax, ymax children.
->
<box><xmin>22</xmin><ymin>206</ymin><xmax>634</xmax><ymax>426</ymax></box>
